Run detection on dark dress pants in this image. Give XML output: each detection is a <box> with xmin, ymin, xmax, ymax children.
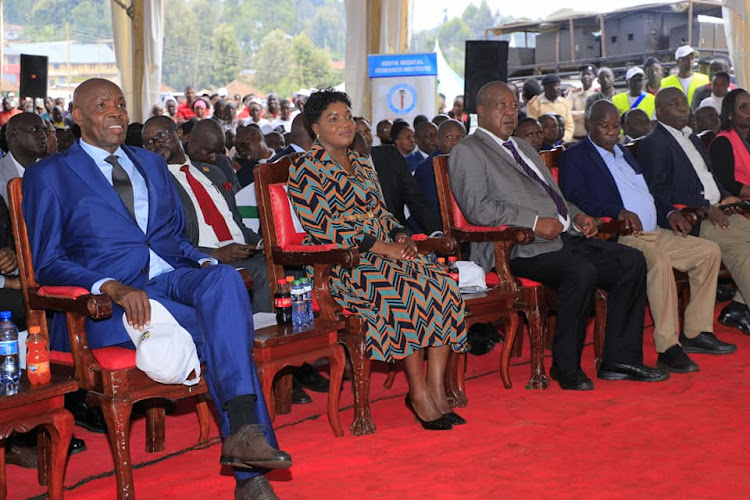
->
<box><xmin>510</xmin><ymin>234</ymin><xmax>647</xmax><ymax>374</ymax></box>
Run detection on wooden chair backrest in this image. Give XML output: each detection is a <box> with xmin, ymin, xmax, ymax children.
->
<box><xmin>539</xmin><ymin>146</ymin><xmax>564</xmax><ymax>183</ymax></box>
<box><xmin>624</xmin><ymin>136</ymin><xmax>643</xmax><ymax>157</ymax></box>
<box><xmin>7</xmin><ymin>177</ymin><xmax>48</xmax><ymax>339</ymax></box>
<box><xmin>698</xmin><ymin>129</ymin><xmax>716</xmax><ymax>150</ymax></box>
<box><xmin>432</xmin><ymin>154</ymin><xmax>463</xmax><ymax>236</ymax></box>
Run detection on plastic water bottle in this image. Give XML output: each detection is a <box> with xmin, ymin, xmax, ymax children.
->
<box><xmin>0</xmin><ymin>310</ymin><xmax>21</xmax><ymax>388</ymax></box>
<box><xmin>291</xmin><ymin>280</ymin><xmax>306</xmax><ymax>328</ymax></box>
<box><xmin>302</xmin><ymin>278</ymin><xmax>314</xmax><ymax>325</ymax></box>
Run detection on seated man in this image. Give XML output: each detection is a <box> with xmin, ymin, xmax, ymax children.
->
<box><xmin>638</xmin><ymin>87</ymin><xmax>750</xmax><ymax>335</ymax></box>
<box><xmin>23</xmin><ymin>79</ymin><xmax>290</xmax><ymax>499</ymax></box>
<box><xmin>268</xmin><ymin>113</ymin><xmax>313</xmax><ymax>162</ymax></box>
<box><xmin>560</xmin><ymin>100</ymin><xmax>734</xmax><ymax>373</ymax></box>
<box><xmin>513</xmin><ymin>117</ymin><xmax>544</xmax><ymax>152</ymax></box>
<box><xmin>449</xmin><ymin>81</ymin><xmax>669</xmax><ymax>390</ymax></box>
<box><xmin>694</xmin><ymin>106</ymin><xmax>721</xmax><ymax>135</ymax></box>
<box><xmin>143</xmin><ymin>117</ymin><xmax>271</xmax><ymax>313</ymax></box>
<box><xmin>414</xmin><ymin>119</ymin><xmax>467</xmax><ymax>220</ymax></box>
<box><xmin>621</xmin><ymin>108</ymin><xmax>651</xmax><ymax>143</ymax></box>
<box><xmin>233</xmin><ymin>124</ymin><xmax>274</xmax><ymax>188</ymax></box>
<box><xmin>538</xmin><ymin>114</ymin><xmax>561</xmax><ymax>151</ymax></box>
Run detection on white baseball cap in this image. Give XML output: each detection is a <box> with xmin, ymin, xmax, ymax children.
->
<box><xmin>123</xmin><ymin>300</ymin><xmax>201</xmax><ymax>386</ymax></box>
<box><xmin>626</xmin><ymin>67</ymin><xmax>645</xmax><ymax>81</ymax></box>
<box><xmin>675</xmin><ymin>45</ymin><xmax>698</xmax><ymax>60</ymax></box>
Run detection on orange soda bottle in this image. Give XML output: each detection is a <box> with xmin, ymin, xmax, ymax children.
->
<box><xmin>26</xmin><ymin>326</ymin><xmax>51</xmax><ymax>385</ymax></box>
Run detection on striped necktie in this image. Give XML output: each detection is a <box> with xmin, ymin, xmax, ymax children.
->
<box><xmin>502</xmin><ymin>141</ymin><xmax>568</xmax><ymax>219</ymax></box>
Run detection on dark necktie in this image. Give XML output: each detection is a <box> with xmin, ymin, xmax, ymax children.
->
<box><xmin>180</xmin><ymin>165</ymin><xmax>233</xmax><ymax>242</ymax></box>
<box><xmin>502</xmin><ymin>140</ymin><xmax>568</xmax><ymax>219</ymax></box>
<box><xmin>105</xmin><ymin>155</ymin><xmax>135</xmax><ymax>220</ymax></box>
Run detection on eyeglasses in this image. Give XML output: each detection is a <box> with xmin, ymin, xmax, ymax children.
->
<box><xmin>143</xmin><ymin>129</ymin><xmax>172</xmax><ymax>149</ymax></box>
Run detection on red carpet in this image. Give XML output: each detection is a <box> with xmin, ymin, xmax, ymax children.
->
<box><xmin>10</xmin><ymin>305</ymin><xmax>750</xmax><ymax>499</ymax></box>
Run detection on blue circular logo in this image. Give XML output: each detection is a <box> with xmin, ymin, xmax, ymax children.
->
<box><xmin>387</xmin><ymin>84</ymin><xmax>417</xmax><ymax>114</ymax></box>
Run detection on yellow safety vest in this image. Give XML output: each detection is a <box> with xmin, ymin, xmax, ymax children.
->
<box><xmin>612</xmin><ymin>92</ymin><xmax>655</xmax><ymax>119</ymax></box>
<box><xmin>660</xmin><ymin>73</ymin><xmax>710</xmax><ymax>106</ymax></box>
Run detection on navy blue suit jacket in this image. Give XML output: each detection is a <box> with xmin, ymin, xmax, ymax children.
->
<box><xmin>559</xmin><ymin>137</ymin><xmax>675</xmax><ymax>230</ymax></box>
<box><xmin>637</xmin><ymin>123</ymin><xmax>729</xmax><ymax>211</ymax></box>
<box><xmin>413</xmin><ymin>149</ymin><xmax>443</xmax><ymax>225</ymax></box>
<box><xmin>22</xmin><ymin>141</ymin><xmax>211</xmax><ymax>350</ymax></box>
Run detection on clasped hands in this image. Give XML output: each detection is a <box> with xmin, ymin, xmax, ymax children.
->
<box><xmin>372</xmin><ymin>233</ymin><xmax>418</xmax><ymax>260</ymax></box>
<box><xmin>534</xmin><ymin>213</ymin><xmax>598</xmax><ymax>240</ymax></box>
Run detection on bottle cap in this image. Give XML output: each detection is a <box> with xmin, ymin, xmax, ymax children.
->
<box><xmin>293</xmin><ymin>280</ymin><xmax>301</xmax><ymax>285</ymax></box>
<box><xmin>29</xmin><ymin>326</ymin><xmax>41</xmax><ymax>334</ymax></box>
<box><xmin>448</xmin><ymin>256</ymin><xmax>457</xmax><ymax>262</ymax></box>
<box><xmin>286</xmin><ymin>276</ymin><xmax>294</xmax><ymax>282</ymax></box>
<box><xmin>0</xmin><ymin>311</ymin><xmax>11</xmax><ymax>320</ymax></box>
<box><xmin>277</xmin><ymin>279</ymin><xmax>287</xmax><ymax>285</ymax></box>
<box><xmin>437</xmin><ymin>257</ymin><xmax>446</xmax><ymax>263</ymax></box>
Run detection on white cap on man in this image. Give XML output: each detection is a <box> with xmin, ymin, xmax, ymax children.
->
<box><xmin>626</xmin><ymin>67</ymin><xmax>645</xmax><ymax>81</ymax></box>
<box><xmin>675</xmin><ymin>45</ymin><xmax>699</xmax><ymax>60</ymax></box>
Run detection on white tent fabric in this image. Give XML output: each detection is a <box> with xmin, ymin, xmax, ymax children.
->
<box><xmin>344</xmin><ymin>0</ymin><xmax>414</xmax><ymax>119</ymax></box>
<box><xmin>723</xmin><ymin>0</ymin><xmax>748</xmax><ymax>88</ymax></box>
<box><xmin>110</xmin><ymin>0</ymin><xmax>165</xmax><ymax>122</ymax></box>
<box><xmin>434</xmin><ymin>40</ymin><xmax>464</xmax><ymax>109</ymax></box>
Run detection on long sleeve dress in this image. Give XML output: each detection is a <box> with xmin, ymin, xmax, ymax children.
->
<box><xmin>288</xmin><ymin>142</ymin><xmax>467</xmax><ymax>362</ymax></box>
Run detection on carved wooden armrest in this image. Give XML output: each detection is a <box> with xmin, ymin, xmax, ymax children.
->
<box><xmin>271</xmin><ymin>244</ymin><xmax>359</xmax><ymax>268</ymax></box>
<box><xmin>451</xmin><ymin>225</ymin><xmax>535</xmax><ymax>245</ymax></box>
<box><xmin>597</xmin><ymin>217</ymin><xmax>632</xmax><ymax>239</ymax></box>
<box><xmin>411</xmin><ymin>235</ymin><xmax>458</xmax><ymax>256</ymax></box>
<box><xmin>674</xmin><ymin>204</ymin><xmax>708</xmax><ymax>224</ymax></box>
<box><xmin>236</xmin><ymin>268</ymin><xmax>254</xmax><ymax>290</ymax></box>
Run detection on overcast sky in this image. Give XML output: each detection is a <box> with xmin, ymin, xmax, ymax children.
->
<box><xmin>412</xmin><ymin>0</ymin><xmax>675</xmax><ymax>32</ymax></box>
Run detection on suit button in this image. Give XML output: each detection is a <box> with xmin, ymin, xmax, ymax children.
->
<box><xmin>145</xmin><ymin>240</ymin><xmax>151</xmax><ymax>247</ymax></box>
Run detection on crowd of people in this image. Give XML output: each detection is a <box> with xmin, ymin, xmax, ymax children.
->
<box><xmin>2</xmin><ymin>41</ymin><xmax>750</xmax><ymax>499</ymax></box>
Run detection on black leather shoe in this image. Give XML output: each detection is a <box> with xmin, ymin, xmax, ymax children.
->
<box><xmin>291</xmin><ymin>379</ymin><xmax>312</xmax><ymax>405</ymax></box>
<box><xmin>235</xmin><ymin>474</ymin><xmax>279</xmax><ymax>500</ymax></box>
<box><xmin>657</xmin><ymin>345</ymin><xmax>699</xmax><ymax>373</ymax></box>
<box><xmin>716</xmin><ymin>283</ymin><xmax>735</xmax><ymax>302</ymax></box>
<box><xmin>221</xmin><ymin>424</ymin><xmax>293</xmax><ymax>470</ymax></box>
<box><xmin>291</xmin><ymin>363</ymin><xmax>329</xmax><ymax>393</ymax></box>
<box><xmin>470</xmin><ymin>322</ymin><xmax>505</xmax><ymax>343</ymax></box>
<box><xmin>549</xmin><ymin>365</ymin><xmax>594</xmax><ymax>391</ymax></box>
<box><xmin>598</xmin><ymin>363</ymin><xmax>670</xmax><ymax>382</ymax></box>
<box><xmin>467</xmin><ymin>332</ymin><xmax>495</xmax><ymax>356</ymax></box>
<box><xmin>71</xmin><ymin>402</ymin><xmax>107</xmax><ymax>434</ymax></box>
<box><xmin>680</xmin><ymin>332</ymin><xmax>737</xmax><ymax>354</ymax></box>
<box><xmin>442</xmin><ymin>411</ymin><xmax>467</xmax><ymax>425</ymax></box>
<box><xmin>718</xmin><ymin>301</ymin><xmax>750</xmax><ymax>334</ymax></box>
<box><xmin>68</xmin><ymin>437</ymin><xmax>87</xmax><ymax>456</ymax></box>
<box><xmin>404</xmin><ymin>395</ymin><xmax>452</xmax><ymax>430</ymax></box>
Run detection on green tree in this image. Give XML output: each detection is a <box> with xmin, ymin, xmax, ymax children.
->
<box><xmin>23</xmin><ymin>0</ymin><xmax>111</xmax><ymax>42</ymax></box>
<box><xmin>292</xmin><ymin>33</ymin><xmax>336</xmax><ymax>89</ymax></box>
<box><xmin>304</xmin><ymin>5</ymin><xmax>346</xmax><ymax>60</ymax></box>
<box><xmin>461</xmin><ymin>1</ymin><xmax>496</xmax><ymax>39</ymax></box>
<box><xmin>253</xmin><ymin>29</ymin><xmax>296</xmax><ymax>95</ymax></box>
<box><xmin>437</xmin><ymin>18</ymin><xmax>471</xmax><ymax>76</ymax></box>
<box><xmin>211</xmin><ymin>25</ymin><xmax>242</xmax><ymax>87</ymax></box>
<box><xmin>162</xmin><ymin>0</ymin><xmax>203</xmax><ymax>90</ymax></box>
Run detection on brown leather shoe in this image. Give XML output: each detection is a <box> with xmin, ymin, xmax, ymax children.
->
<box><xmin>220</xmin><ymin>424</ymin><xmax>292</xmax><ymax>470</ymax></box>
<box><xmin>235</xmin><ymin>475</ymin><xmax>280</xmax><ymax>500</ymax></box>
<box><xmin>6</xmin><ymin>444</ymin><xmax>38</xmax><ymax>468</ymax></box>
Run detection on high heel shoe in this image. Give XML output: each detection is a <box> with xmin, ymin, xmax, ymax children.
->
<box><xmin>442</xmin><ymin>411</ymin><xmax>467</xmax><ymax>425</ymax></box>
<box><xmin>404</xmin><ymin>395</ymin><xmax>452</xmax><ymax>430</ymax></box>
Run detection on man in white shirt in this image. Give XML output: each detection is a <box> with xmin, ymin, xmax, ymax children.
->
<box><xmin>142</xmin><ymin>116</ymin><xmax>271</xmax><ymax>313</ymax></box>
<box><xmin>638</xmin><ymin>87</ymin><xmax>750</xmax><ymax>335</ymax></box>
<box><xmin>696</xmin><ymin>71</ymin><xmax>730</xmax><ymax>115</ymax></box>
<box><xmin>0</xmin><ymin>112</ymin><xmax>47</xmax><ymax>206</ymax></box>
<box><xmin>270</xmin><ymin>99</ymin><xmax>293</xmax><ymax>133</ymax></box>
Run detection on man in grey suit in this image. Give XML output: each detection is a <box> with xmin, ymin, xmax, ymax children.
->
<box><xmin>142</xmin><ymin>116</ymin><xmax>271</xmax><ymax>312</ymax></box>
<box><xmin>449</xmin><ymin>81</ymin><xmax>668</xmax><ymax>390</ymax></box>
<box><xmin>0</xmin><ymin>112</ymin><xmax>48</xmax><ymax>206</ymax></box>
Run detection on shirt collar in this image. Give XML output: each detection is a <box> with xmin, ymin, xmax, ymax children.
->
<box><xmin>6</xmin><ymin>152</ymin><xmax>26</xmax><ymax>177</ymax></box>
<box><xmin>476</xmin><ymin>126</ymin><xmax>514</xmax><ymax>149</ymax></box>
<box><xmin>589</xmin><ymin>136</ymin><xmax>623</xmax><ymax>160</ymax></box>
<box><xmin>659</xmin><ymin>121</ymin><xmax>693</xmax><ymax>138</ymax></box>
<box><xmin>79</xmin><ymin>139</ymin><xmax>127</xmax><ymax>165</ymax></box>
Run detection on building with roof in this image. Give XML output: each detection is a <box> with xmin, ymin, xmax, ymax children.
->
<box><xmin>2</xmin><ymin>41</ymin><xmax>119</xmax><ymax>92</ymax></box>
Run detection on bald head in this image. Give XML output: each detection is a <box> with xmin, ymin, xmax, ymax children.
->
<box><xmin>188</xmin><ymin>119</ymin><xmax>225</xmax><ymax>165</ymax></box>
<box><xmin>415</xmin><ymin>121</ymin><xmax>438</xmax><ymax>154</ymax></box>
<box><xmin>6</xmin><ymin>112</ymin><xmax>48</xmax><ymax>165</ymax></box>
<box><xmin>289</xmin><ymin>113</ymin><xmax>313</xmax><ymax>150</ymax></box>
<box><xmin>587</xmin><ymin>99</ymin><xmax>620</xmax><ymax>124</ymax></box>
<box><xmin>71</xmin><ymin>78</ymin><xmax>128</xmax><ymax>153</ymax></box>
<box><xmin>587</xmin><ymin>100</ymin><xmax>621</xmax><ymax>152</ymax></box>
<box><xmin>437</xmin><ymin>119</ymin><xmax>466</xmax><ymax>154</ymax></box>
<box><xmin>476</xmin><ymin>81</ymin><xmax>519</xmax><ymax>140</ymax></box>
<box><xmin>655</xmin><ymin>87</ymin><xmax>690</xmax><ymax>129</ymax></box>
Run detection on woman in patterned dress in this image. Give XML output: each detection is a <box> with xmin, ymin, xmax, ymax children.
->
<box><xmin>288</xmin><ymin>89</ymin><xmax>468</xmax><ymax>430</ymax></box>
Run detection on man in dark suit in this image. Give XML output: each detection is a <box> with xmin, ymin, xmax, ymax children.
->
<box><xmin>143</xmin><ymin>117</ymin><xmax>271</xmax><ymax>313</ymax></box>
<box><xmin>638</xmin><ymin>87</ymin><xmax>750</xmax><ymax>335</ymax></box>
<box><xmin>268</xmin><ymin>113</ymin><xmax>313</xmax><ymax>163</ymax></box>
<box><xmin>356</xmin><ymin>118</ymin><xmax>441</xmax><ymax>235</ymax></box>
<box><xmin>22</xmin><ymin>79</ymin><xmax>290</xmax><ymax>499</ymax></box>
<box><xmin>560</xmin><ymin>100</ymin><xmax>734</xmax><ymax>373</ymax></box>
<box><xmin>449</xmin><ymin>81</ymin><xmax>668</xmax><ymax>390</ymax></box>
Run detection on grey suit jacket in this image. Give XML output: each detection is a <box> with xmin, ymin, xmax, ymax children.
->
<box><xmin>0</xmin><ymin>153</ymin><xmax>22</xmax><ymax>208</ymax></box>
<box><xmin>448</xmin><ymin>129</ymin><xmax>582</xmax><ymax>271</ymax></box>
<box><xmin>169</xmin><ymin>160</ymin><xmax>260</xmax><ymax>253</ymax></box>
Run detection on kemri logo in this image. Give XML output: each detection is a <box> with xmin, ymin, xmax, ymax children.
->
<box><xmin>387</xmin><ymin>83</ymin><xmax>417</xmax><ymax>114</ymax></box>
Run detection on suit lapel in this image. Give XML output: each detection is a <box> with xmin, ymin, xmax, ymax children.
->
<box><xmin>473</xmin><ymin>129</ymin><xmax>530</xmax><ymax>179</ymax></box>
<box><xmin>64</xmin><ymin>142</ymin><xmax>136</xmax><ymax>225</ymax></box>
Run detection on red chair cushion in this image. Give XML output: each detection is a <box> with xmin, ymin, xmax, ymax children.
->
<box><xmin>599</xmin><ymin>217</ymin><xmax>612</xmax><ymax>223</ymax></box>
<box><xmin>269</xmin><ymin>182</ymin><xmax>305</xmax><ymax>247</ymax></box>
<box><xmin>450</xmin><ymin>192</ymin><xmax>510</xmax><ymax>233</ymax></box>
<box><xmin>485</xmin><ymin>271</ymin><xmax>541</xmax><ymax>288</ymax></box>
<box><xmin>37</xmin><ymin>286</ymin><xmax>90</xmax><ymax>299</ymax></box>
<box><xmin>549</xmin><ymin>166</ymin><xmax>559</xmax><ymax>183</ymax></box>
<box><xmin>50</xmin><ymin>346</ymin><xmax>136</xmax><ymax>370</ymax></box>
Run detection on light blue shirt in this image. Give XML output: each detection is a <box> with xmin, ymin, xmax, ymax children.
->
<box><xmin>590</xmin><ymin>138</ymin><xmax>657</xmax><ymax>232</ymax></box>
<box><xmin>79</xmin><ymin>140</ymin><xmax>175</xmax><ymax>293</ymax></box>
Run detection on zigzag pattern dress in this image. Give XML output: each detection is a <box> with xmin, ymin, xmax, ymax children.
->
<box><xmin>288</xmin><ymin>142</ymin><xmax>467</xmax><ymax>362</ymax></box>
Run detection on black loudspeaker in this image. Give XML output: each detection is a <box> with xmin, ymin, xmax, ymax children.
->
<box><xmin>464</xmin><ymin>41</ymin><xmax>509</xmax><ymax>114</ymax></box>
<box><xmin>20</xmin><ymin>54</ymin><xmax>48</xmax><ymax>99</ymax></box>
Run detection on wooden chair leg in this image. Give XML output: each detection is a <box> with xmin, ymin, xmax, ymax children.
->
<box><xmin>499</xmin><ymin>312</ymin><xmax>521</xmax><ymax>389</ymax></box>
<box><xmin>520</xmin><ymin>287</ymin><xmax>550</xmax><ymax>389</ymax></box>
<box><xmin>100</xmin><ymin>397</ymin><xmax>135</xmax><ymax>500</ymax></box>
<box><xmin>445</xmin><ymin>351</ymin><xmax>468</xmax><ymax>408</ymax></box>
<box><xmin>383</xmin><ymin>362</ymin><xmax>399</xmax><ymax>389</ymax></box>
<box><xmin>594</xmin><ymin>293</ymin><xmax>607</xmax><ymax>371</ymax></box>
<box><xmin>42</xmin><ymin>410</ymin><xmax>73</xmax><ymax>500</ymax></box>
<box><xmin>257</xmin><ymin>364</ymin><xmax>276</xmax><ymax>422</ymax></box>
<box><xmin>0</xmin><ymin>438</ymin><xmax>6</xmax><ymax>500</ymax></box>
<box><xmin>327</xmin><ymin>345</ymin><xmax>346</xmax><ymax>437</ymax></box>
<box><xmin>340</xmin><ymin>334</ymin><xmax>375</xmax><ymax>436</ymax></box>
<box><xmin>145</xmin><ymin>403</ymin><xmax>166</xmax><ymax>453</ymax></box>
<box><xmin>274</xmin><ymin>373</ymin><xmax>293</xmax><ymax>415</ymax></box>
<box><xmin>37</xmin><ymin>429</ymin><xmax>48</xmax><ymax>486</ymax></box>
<box><xmin>195</xmin><ymin>397</ymin><xmax>212</xmax><ymax>444</ymax></box>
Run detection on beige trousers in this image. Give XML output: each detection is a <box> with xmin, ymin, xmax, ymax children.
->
<box><xmin>619</xmin><ymin>229</ymin><xmax>721</xmax><ymax>352</ymax></box>
<box><xmin>700</xmin><ymin>213</ymin><xmax>750</xmax><ymax>305</ymax></box>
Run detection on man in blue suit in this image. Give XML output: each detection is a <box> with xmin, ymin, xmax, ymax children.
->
<box><xmin>559</xmin><ymin>100</ymin><xmax>735</xmax><ymax>373</ymax></box>
<box><xmin>22</xmin><ymin>79</ymin><xmax>290</xmax><ymax>499</ymax></box>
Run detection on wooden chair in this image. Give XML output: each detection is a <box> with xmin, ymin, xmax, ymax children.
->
<box><xmin>8</xmin><ymin>178</ymin><xmax>212</xmax><ymax>500</ymax></box>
